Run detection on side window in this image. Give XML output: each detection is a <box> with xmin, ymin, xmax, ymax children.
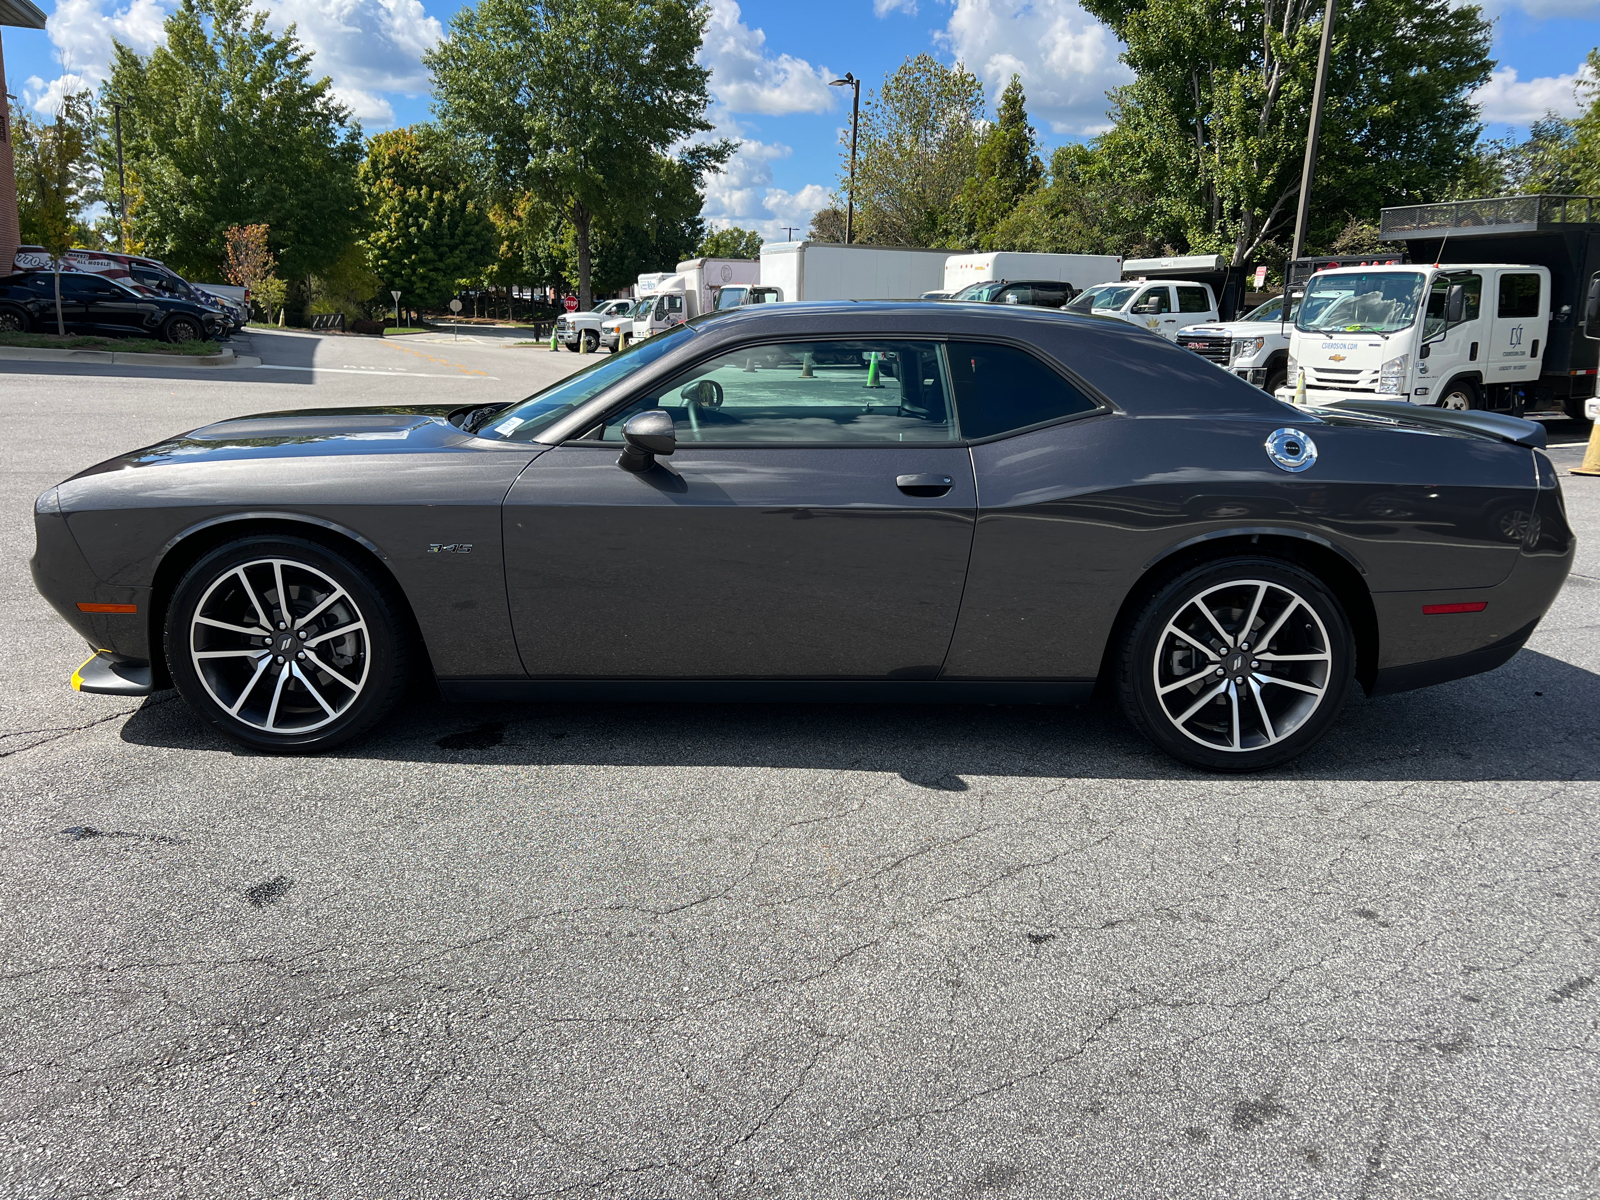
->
<box><xmin>1459</xmin><ymin>274</ymin><xmax>1482</xmax><ymax>322</ymax></box>
<box><xmin>1130</xmin><ymin>287</ymin><xmax>1171</xmax><ymax>315</ymax></box>
<box><xmin>1030</xmin><ymin>284</ymin><xmax>1068</xmax><ymax>308</ymax></box>
<box><xmin>1425</xmin><ymin>275</ymin><xmax>1483</xmax><ymax>332</ymax></box>
<box><xmin>58</xmin><ymin>274</ymin><xmax>99</xmax><ymax>295</ymax></box>
<box><xmin>999</xmin><ymin>285</ymin><xmax>1032</xmax><ymax>305</ymax></box>
<box><xmin>598</xmin><ymin>340</ymin><xmax>955</xmax><ymax>445</ymax></box>
<box><xmin>1177</xmin><ymin>286</ymin><xmax>1212</xmax><ymax>313</ymax></box>
<box><xmin>946</xmin><ymin>342</ymin><xmax>1098</xmax><ymax>440</ymax></box>
<box><xmin>1498</xmin><ymin>273</ymin><xmax>1540</xmax><ymax>319</ymax></box>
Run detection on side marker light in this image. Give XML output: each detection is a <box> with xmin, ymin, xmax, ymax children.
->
<box><xmin>76</xmin><ymin>603</ymin><xmax>138</xmax><ymax>613</ymax></box>
<box><xmin>1422</xmin><ymin>602</ymin><xmax>1487</xmax><ymax>615</ymax></box>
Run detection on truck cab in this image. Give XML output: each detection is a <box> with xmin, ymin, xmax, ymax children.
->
<box><xmin>1064</xmin><ymin>279</ymin><xmax>1220</xmax><ymax>340</ymax></box>
<box><xmin>1274</xmin><ymin>263</ymin><xmax>1550</xmax><ymax>411</ymax></box>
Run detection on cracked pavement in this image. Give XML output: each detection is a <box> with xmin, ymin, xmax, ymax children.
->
<box><xmin>1</xmin><ymin>344</ymin><xmax>1597</xmax><ymax>1198</ymax></box>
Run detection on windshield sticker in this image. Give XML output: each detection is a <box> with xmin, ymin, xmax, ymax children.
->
<box><xmin>494</xmin><ymin>417</ymin><xmax>525</xmax><ymax>436</ymax></box>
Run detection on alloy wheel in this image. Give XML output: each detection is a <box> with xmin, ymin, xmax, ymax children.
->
<box><xmin>188</xmin><ymin>558</ymin><xmax>369</xmax><ymax>734</ymax></box>
<box><xmin>1150</xmin><ymin>578</ymin><xmax>1332</xmax><ymax>754</ymax></box>
<box><xmin>1439</xmin><ymin>388</ymin><xmax>1472</xmax><ymax>411</ymax></box>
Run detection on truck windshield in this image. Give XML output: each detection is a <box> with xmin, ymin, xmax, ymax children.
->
<box><xmin>1298</xmin><ymin>272</ymin><xmax>1425</xmax><ymax>334</ymax></box>
<box><xmin>1065</xmin><ymin>284</ymin><xmax>1138</xmax><ymax>314</ymax></box>
<box><xmin>1242</xmin><ymin>296</ymin><xmax>1296</xmax><ymax>322</ymax></box>
<box><xmin>952</xmin><ymin>282</ymin><xmax>1006</xmax><ymax>302</ymax></box>
<box><xmin>474</xmin><ymin>323</ymin><xmax>695</xmax><ymax>442</ymax></box>
<box><xmin>715</xmin><ymin>287</ymin><xmax>749</xmax><ymax>310</ymax></box>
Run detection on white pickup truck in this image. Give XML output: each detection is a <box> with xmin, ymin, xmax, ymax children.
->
<box><xmin>1175</xmin><ymin>295</ymin><xmax>1295</xmax><ymax>392</ymax></box>
<box><xmin>1063</xmin><ymin>279</ymin><xmax>1220</xmax><ymax>340</ymax></box>
<box><xmin>554</xmin><ymin>298</ymin><xmax>635</xmax><ymax>352</ymax></box>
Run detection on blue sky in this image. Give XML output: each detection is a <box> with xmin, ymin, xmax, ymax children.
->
<box><xmin>4</xmin><ymin>0</ymin><xmax>1597</xmax><ymax>241</ymax></box>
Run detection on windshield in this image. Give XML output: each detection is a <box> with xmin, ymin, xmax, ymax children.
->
<box><xmin>1065</xmin><ymin>284</ymin><xmax>1137</xmax><ymax>314</ymax></box>
<box><xmin>631</xmin><ymin>297</ymin><xmax>653</xmax><ymax>317</ymax></box>
<box><xmin>1242</xmin><ymin>296</ymin><xmax>1295</xmax><ymax>322</ymax></box>
<box><xmin>1297</xmin><ymin>271</ymin><xmax>1425</xmax><ymax>334</ymax></box>
<box><xmin>952</xmin><ymin>282</ymin><xmax>1005</xmax><ymax>302</ymax></box>
<box><xmin>477</xmin><ymin>323</ymin><xmax>695</xmax><ymax>441</ymax></box>
<box><xmin>715</xmin><ymin>287</ymin><xmax>749</xmax><ymax>310</ymax></box>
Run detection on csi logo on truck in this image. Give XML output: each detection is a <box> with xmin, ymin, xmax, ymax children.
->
<box><xmin>1509</xmin><ymin>325</ymin><xmax>1524</xmax><ymax>347</ymax></box>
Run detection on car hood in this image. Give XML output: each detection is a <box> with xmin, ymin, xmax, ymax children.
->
<box><xmin>1180</xmin><ymin>322</ymin><xmax>1277</xmax><ymax>338</ymax></box>
<box><xmin>68</xmin><ymin>405</ymin><xmax>498</xmax><ymax>478</ymax></box>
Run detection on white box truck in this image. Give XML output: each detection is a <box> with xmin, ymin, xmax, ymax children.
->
<box><xmin>636</xmin><ymin>258</ymin><xmax>760</xmax><ymax>335</ymax></box>
<box><xmin>757</xmin><ymin>242</ymin><xmax>951</xmax><ymax>303</ymax></box>
<box><xmin>943</xmin><ymin>252</ymin><xmax>1122</xmax><ymax>298</ymax></box>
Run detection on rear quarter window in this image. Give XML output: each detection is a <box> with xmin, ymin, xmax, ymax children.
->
<box><xmin>1497</xmin><ymin>273</ymin><xmax>1540</xmax><ymax>319</ymax></box>
<box><xmin>946</xmin><ymin>342</ymin><xmax>1099</xmax><ymax>439</ymax></box>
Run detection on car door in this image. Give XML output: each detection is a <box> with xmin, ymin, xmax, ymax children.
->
<box><xmin>80</xmin><ymin>277</ymin><xmax>150</xmax><ymax>334</ymax></box>
<box><xmin>46</xmin><ymin>273</ymin><xmax>98</xmax><ymax>332</ymax></box>
<box><xmin>1174</xmin><ymin>285</ymin><xmax>1216</xmax><ymax>333</ymax></box>
<box><xmin>1420</xmin><ymin>272</ymin><xmax>1485</xmax><ymax>388</ymax></box>
<box><xmin>1489</xmin><ymin>269</ymin><xmax>1545</xmax><ymax>381</ymax></box>
<box><xmin>1128</xmin><ymin>285</ymin><xmax>1178</xmax><ymax>338</ymax></box>
<box><xmin>502</xmin><ymin>336</ymin><xmax>977</xmax><ymax>679</ymax></box>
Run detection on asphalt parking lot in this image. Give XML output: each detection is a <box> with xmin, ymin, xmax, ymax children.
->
<box><xmin>1</xmin><ymin>331</ymin><xmax>1597</xmax><ymax>1199</ymax></box>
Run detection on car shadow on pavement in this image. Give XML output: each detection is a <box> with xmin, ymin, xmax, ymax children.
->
<box><xmin>117</xmin><ymin>649</ymin><xmax>1599</xmax><ymax>783</ymax></box>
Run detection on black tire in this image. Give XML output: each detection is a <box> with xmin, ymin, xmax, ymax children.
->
<box><xmin>1116</xmin><ymin>556</ymin><xmax>1355</xmax><ymax>771</ymax></box>
<box><xmin>582</xmin><ymin>330</ymin><xmax>599</xmax><ymax>353</ymax></box>
<box><xmin>162</xmin><ymin>315</ymin><xmax>204</xmax><ymax>344</ymax></box>
<box><xmin>1562</xmin><ymin>395</ymin><xmax>1593</xmax><ymax>425</ymax></box>
<box><xmin>165</xmin><ymin>535</ymin><xmax>412</xmax><ymax>753</ymax></box>
<box><xmin>0</xmin><ymin>305</ymin><xmax>29</xmax><ymax>333</ymax></box>
<box><xmin>561</xmin><ymin>339</ymin><xmax>578</xmax><ymax>352</ymax></box>
<box><xmin>1263</xmin><ymin>364</ymin><xmax>1288</xmax><ymax>394</ymax></box>
<box><xmin>1436</xmin><ymin>378</ymin><xmax>1479</xmax><ymax>411</ymax></box>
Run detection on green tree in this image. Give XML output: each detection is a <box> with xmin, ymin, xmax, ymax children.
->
<box><xmin>1566</xmin><ymin>51</ymin><xmax>1600</xmax><ymax>193</ymax></box>
<box><xmin>13</xmin><ymin>92</ymin><xmax>101</xmax><ymax>333</ymax></box>
<box><xmin>697</xmin><ymin>226</ymin><xmax>762</xmax><ymax>258</ymax></box>
<box><xmin>988</xmin><ymin>143</ymin><xmax>1165</xmax><ymax>257</ymax></box>
<box><xmin>427</xmin><ymin>0</ymin><xmax>732</xmax><ymax>308</ymax></box>
<box><xmin>807</xmin><ymin>207</ymin><xmax>847</xmax><ymax>242</ymax></box>
<box><xmin>948</xmin><ymin>76</ymin><xmax>1043</xmax><ymax>249</ymax></box>
<box><xmin>1083</xmin><ymin>0</ymin><xmax>1494</xmax><ymax>264</ymax></box>
<box><xmin>359</xmin><ymin>127</ymin><xmax>496</xmax><ymax>310</ymax></box>
<box><xmin>843</xmin><ymin>54</ymin><xmax>985</xmax><ymax>247</ymax></box>
<box><xmin>101</xmin><ymin>0</ymin><xmax>364</xmax><ymax>282</ymax></box>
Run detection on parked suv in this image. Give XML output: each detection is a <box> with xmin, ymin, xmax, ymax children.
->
<box><xmin>948</xmin><ymin>279</ymin><xmax>1078</xmax><ymax>308</ymax></box>
<box><xmin>0</xmin><ymin>271</ymin><xmax>226</xmax><ymax>342</ymax></box>
<box><xmin>11</xmin><ymin>246</ymin><xmax>240</xmax><ymax>335</ymax></box>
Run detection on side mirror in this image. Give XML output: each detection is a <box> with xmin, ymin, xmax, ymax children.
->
<box><xmin>1585</xmin><ymin>278</ymin><xmax>1600</xmax><ymax>324</ymax></box>
<box><xmin>1445</xmin><ymin>283</ymin><xmax>1466</xmax><ymax>325</ymax></box>
<box><xmin>617</xmin><ymin>409</ymin><xmax>675</xmax><ymax>473</ymax></box>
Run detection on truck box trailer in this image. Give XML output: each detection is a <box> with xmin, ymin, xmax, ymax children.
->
<box><xmin>1374</xmin><ymin>194</ymin><xmax>1600</xmax><ymax>420</ymax></box>
<box><xmin>943</xmin><ymin>252</ymin><xmax>1122</xmax><ymax>296</ymax></box>
<box><xmin>758</xmin><ymin>242</ymin><xmax>950</xmax><ymax>303</ymax></box>
<box><xmin>636</xmin><ymin>258</ymin><xmax>760</xmax><ymax>336</ymax></box>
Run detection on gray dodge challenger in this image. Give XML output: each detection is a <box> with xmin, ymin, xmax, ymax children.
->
<box><xmin>31</xmin><ymin>303</ymin><xmax>1574</xmax><ymax>769</ymax></box>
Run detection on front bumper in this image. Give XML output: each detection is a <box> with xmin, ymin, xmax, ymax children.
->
<box><xmin>1274</xmin><ymin>386</ymin><xmax>1417</xmax><ymax>408</ymax></box>
<box><xmin>72</xmin><ymin>651</ymin><xmax>153</xmax><ymax>696</ymax></box>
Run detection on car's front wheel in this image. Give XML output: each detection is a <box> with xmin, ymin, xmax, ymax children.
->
<box><xmin>1117</xmin><ymin>557</ymin><xmax>1355</xmax><ymax>771</ymax></box>
<box><xmin>165</xmin><ymin>536</ymin><xmax>411</xmax><ymax>752</ymax></box>
<box><xmin>162</xmin><ymin>315</ymin><xmax>204</xmax><ymax>344</ymax></box>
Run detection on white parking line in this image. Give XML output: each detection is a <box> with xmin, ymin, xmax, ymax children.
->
<box><xmin>250</xmin><ymin>364</ymin><xmax>500</xmax><ymax>380</ymax></box>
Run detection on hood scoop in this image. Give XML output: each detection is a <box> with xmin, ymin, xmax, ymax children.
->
<box><xmin>188</xmin><ymin>413</ymin><xmax>437</xmax><ymax>441</ymax></box>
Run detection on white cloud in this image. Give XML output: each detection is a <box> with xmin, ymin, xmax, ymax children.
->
<box><xmin>27</xmin><ymin>0</ymin><xmax>437</xmax><ymax>128</ymax></box>
<box><xmin>699</xmin><ymin>124</ymin><xmax>832</xmax><ymax>242</ymax></box>
<box><xmin>874</xmin><ymin>0</ymin><xmax>918</xmax><ymax>15</ymax></box>
<box><xmin>264</xmin><ymin>0</ymin><xmax>442</xmax><ymax>128</ymax></box>
<box><xmin>699</xmin><ymin>0</ymin><xmax>836</xmax><ymax>116</ymax></box>
<box><xmin>1472</xmin><ymin>64</ymin><xmax>1593</xmax><ymax>125</ymax></box>
<box><xmin>937</xmin><ymin>0</ymin><xmax>1132</xmax><ymax>135</ymax></box>
<box><xmin>30</xmin><ymin>0</ymin><xmax>170</xmax><ymax>111</ymax></box>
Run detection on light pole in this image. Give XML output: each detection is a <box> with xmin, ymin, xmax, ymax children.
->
<box><xmin>108</xmin><ymin>100</ymin><xmax>128</xmax><ymax>251</ymax></box>
<box><xmin>829</xmin><ymin>73</ymin><xmax>860</xmax><ymax>245</ymax></box>
<box><xmin>1290</xmin><ymin>0</ymin><xmax>1337</xmax><ymax>262</ymax></box>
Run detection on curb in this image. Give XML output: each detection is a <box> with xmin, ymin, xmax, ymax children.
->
<box><xmin>0</xmin><ymin>346</ymin><xmax>240</xmax><ymax>367</ymax></box>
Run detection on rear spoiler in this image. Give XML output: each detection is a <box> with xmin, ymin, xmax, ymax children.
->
<box><xmin>1327</xmin><ymin>400</ymin><xmax>1546</xmax><ymax>450</ymax></box>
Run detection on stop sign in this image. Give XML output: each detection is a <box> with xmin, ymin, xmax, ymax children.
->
<box><xmin>563</xmin><ymin>295</ymin><xmax>578</xmax><ymax>312</ymax></box>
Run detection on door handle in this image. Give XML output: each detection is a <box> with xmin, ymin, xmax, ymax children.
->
<box><xmin>896</xmin><ymin>473</ymin><xmax>954</xmax><ymax>497</ymax></box>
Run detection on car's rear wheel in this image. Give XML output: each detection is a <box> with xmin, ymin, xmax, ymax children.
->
<box><xmin>162</xmin><ymin>315</ymin><xmax>204</xmax><ymax>344</ymax></box>
<box><xmin>1117</xmin><ymin>557</ymin><xmax>1355</xmax><ymax>771</ymax></box>
<box><xmin>0</xmin><ymin>305</ymin><xmax>29</xmax><ymax>333</ymax></box>
<box><xmin>165</xmin><ymin>536</ymin><xmax>411</xmax><ymax>753</ymax></box>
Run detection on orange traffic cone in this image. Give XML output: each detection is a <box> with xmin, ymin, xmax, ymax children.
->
<box><xmin>1572</xmin><ymin>410</ymin><xmax>1600</xmax><ymax>476</ymax></box>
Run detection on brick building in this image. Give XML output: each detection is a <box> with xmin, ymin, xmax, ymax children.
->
<box><xmin>1</xmin><ymin>0</ymin><xmax>50</xmax><ymax>275</ymax></box>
